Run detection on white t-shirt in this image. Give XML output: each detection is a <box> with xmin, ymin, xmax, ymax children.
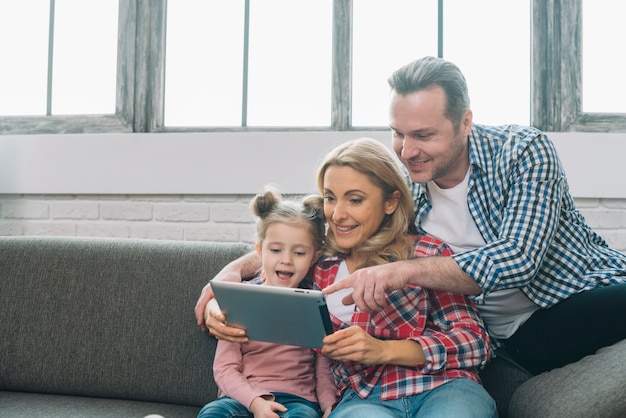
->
<box><xmin>421</xmin><ymin>167</ymin><xmax>538</xmax><ymax>339</ymax></box>
<box><xmin>325</xmin><ymin>261</ymin><xmax>356</xmax><ymax>323</ymax></box>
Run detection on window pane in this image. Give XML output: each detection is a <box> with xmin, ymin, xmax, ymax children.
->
<box><xmin>445</xmin><ymin>0</ymin><xmax>531</xmax><ymax>126</ymax></box>
<box><xmin>0</xmin><ymin>1</ymin><xmax>49</xmax><ymax>116</ymax></box>
<box><xmin>352</xmin><ymin>0</ymin><xmax>438</xmax><ymax>127</ymax></box>
<box><xmin>52</xmin><ymin>0</ymin><xmax>118</xmax><ymax>115</ymax></box>
<box><xmin>247</xmin><ymin>0</ymin><xmax>332</xmax><ymax>127</ymax></box>
<box><xmin>165</xmin><ymin>0</ymin><xmax>245</xmax><ymax>127</ymax></box>
<box><xmin>582</xmin><ymin>0</ymin><xmax>626</xmax><ymax>113</ymax></box>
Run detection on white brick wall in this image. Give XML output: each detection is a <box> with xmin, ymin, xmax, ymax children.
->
<box><xmin>0</xmin><ymin>194</ymin><xmax>261</xmax><ymax>244</ymax></box>
<box><xmin>2</xmin><ymin>194</ymin><xmax>626</xmax><ymax>252</ymax></box>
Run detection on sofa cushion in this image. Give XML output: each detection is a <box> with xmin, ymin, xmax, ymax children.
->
<box><xmin>0</xmin><ymin>237</ymin><xmax>253</xmax><ymax>407</ymax></box>
<box><xmin>508</xmin><ymin>338</ymin><xmax>626</xmax><ymax>417</ymax></box>
<box><xmin>0</xmin><ymin>391</ymin><xmax>201</xmax><ymax>418</ymax></box>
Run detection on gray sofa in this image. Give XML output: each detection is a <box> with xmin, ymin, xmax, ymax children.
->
<box><xmin>1</xmin><ymin>236</ymin><xmax>625</xmax><ymax>418</ymax></box>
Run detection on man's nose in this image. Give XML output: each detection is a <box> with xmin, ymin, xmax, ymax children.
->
<box><xmin>400</xmin><ymin>138</ymin><xmax>420</xmax><ymax>159</ymax></box>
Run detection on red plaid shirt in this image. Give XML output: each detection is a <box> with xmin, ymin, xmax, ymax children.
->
<box><xmin>314</xmin><ymin>234</ymin><xmax>491</xmax><ymax>400</ymax></box>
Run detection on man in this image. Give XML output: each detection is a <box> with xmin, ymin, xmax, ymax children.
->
<box><xmin>196</xmin><ymin>56</ymin><xmax>626</xmax><ymax>375</ymax></box>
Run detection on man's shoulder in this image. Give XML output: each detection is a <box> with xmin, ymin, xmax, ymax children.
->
<box><xmin>474</xmin><ymin>123</ymin><xmax>552</xmax><ymax>148</ymax></box>
<box><xmin>471</xmin><ymin>123</ymin><xmax>555</xmax><ymax>165</ymax></box>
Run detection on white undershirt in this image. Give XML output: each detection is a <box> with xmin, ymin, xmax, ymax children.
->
<box><xmin>325</xmin><ymin>261</ymin><xmax>356</xmax><ymax>323</ymax></box>
<box><xmin>421</xmin><ymin>167</ymin><xmax>538</xmax><ymax>339</ymax></box>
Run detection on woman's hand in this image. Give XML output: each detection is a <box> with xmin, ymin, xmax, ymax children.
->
<box><xmin>204</xmin><ymin>297</ymin><xmax>249</xmax><ymax>343</ymax></box>
<box><xmin>322</xmin><ymin>325</ymin><xmax>426</xmax><ymax>367</ymax></box>
<box><xmin>322</xmin><ymin>326</ymin><xmax>385</xmax><ymax>365</ymax></box>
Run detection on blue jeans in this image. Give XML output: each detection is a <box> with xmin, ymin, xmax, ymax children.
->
<box><xmin>197</xmin><ymin>392</ymin><xmax>322</xmax><ymax>418</ymax></box>
<box><xmin>329</xmin><ymin>378</ymin><xmax>497</xmax><ymax>418</ymax></box>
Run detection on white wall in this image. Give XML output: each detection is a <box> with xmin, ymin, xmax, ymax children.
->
<box><xmin>2</xmin><ymin>131</ymin><xmax>626</xmax><ymax>197</ymax></box>
<box><xmin>1</xmin><ymin>131</ymin><xmax>626</xmax><ymax>251</ymax></box>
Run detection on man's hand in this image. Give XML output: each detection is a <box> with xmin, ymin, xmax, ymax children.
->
<box><xmin>322</xmin><ymin>263</ymin><xmax>408</xmax><ymax>312</ymax></box>
<box><xmin>249</xmin><ymin>396</ymin><xmax>287</xmax><ymax>418</ymax></box>
<box><xmin>321</xmin><ymin>257</ymin><xmax>480</xmax><ymax>312</ymax></box>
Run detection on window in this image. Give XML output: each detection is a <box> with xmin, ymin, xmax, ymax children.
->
<box><xmin>532</xmin><ymin>0</ymin><xmax>626</xmax><ymax>132</ymax></box>
<box><xmin>0</xmin><ymin>0</ymin><xmax>624</xmax><ymax>134</ymax></box>
<box><xmin>581</xmin><ymin>0</ymin><xmax>626</xmax><ymax>113</ymax></box>
<box><xmin>0</xmin><ymin>0</ymin><xmax>122</xmax><ymax>133</ymax></box>
<box><xmin>164</xmin><ymin>0</ymin><xmax>333</xmax><ymax>127</ymax></box>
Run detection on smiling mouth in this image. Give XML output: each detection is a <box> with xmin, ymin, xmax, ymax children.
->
<box><xmin>335</xmin><ymin>225</ymin><xmax>357</xmax><ymax>233</ymax></box>
<box><xmin>407</xmin><ymin>159</ymin><xmax>429</xmax><ymax>167</ymax></box>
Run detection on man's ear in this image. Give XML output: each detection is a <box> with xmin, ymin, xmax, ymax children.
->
<box><xmin>462</xmin><ymin>109</ymin><xmax>473</xmax><ymax>137</ymax></box>
<box><xmin>385</xmin><ymin>190</ymin><xmax>401</xmax><ymax>215</ymax></box>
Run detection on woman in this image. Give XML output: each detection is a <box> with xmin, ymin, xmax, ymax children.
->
<box><xmin>314</xmin><ymin>138</ymin><xmax>495</xmax><ymax>417</ymax></box>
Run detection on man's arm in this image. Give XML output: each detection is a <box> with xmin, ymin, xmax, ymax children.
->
<box><xmin>322</xmin><ymin>256</ymin><xmax>481</xmax><ymax>312</ymax></box>
<box><xmin>194</xmin><ymin>251</ymin><xmax>261</xmax><ymax>337</ymax></box>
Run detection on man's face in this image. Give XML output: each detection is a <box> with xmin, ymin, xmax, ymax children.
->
<box><xmin>389</xmin><ymin>86</ymin><xmax>472</xmax><ymax>189</ymax></box>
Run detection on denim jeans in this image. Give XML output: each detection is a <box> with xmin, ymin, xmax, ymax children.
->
<box><xmin>197</xmin><ymin>392</ymin><xmax>322</xmax><ymax>418</ymax></box>
<box><xmin>329</xmin><ymin>378</ymin><xmax>498</xmax><ymax>418</ymax></box>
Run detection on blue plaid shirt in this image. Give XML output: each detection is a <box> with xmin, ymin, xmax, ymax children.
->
<box><xmin>407</xmin><ymin>124</ymin><xmax>626</xmax><ymax>308</ymax></box>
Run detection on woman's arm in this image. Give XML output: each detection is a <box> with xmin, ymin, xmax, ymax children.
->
<box><xmin>415</xmin><ymin>290</ymin><xmax>492</xmax><ymax>373</ymax></box>
<box><xmin>323</xmin><ymin>326</ymin><xmax>427</xmax><ymax>366</ymax></box>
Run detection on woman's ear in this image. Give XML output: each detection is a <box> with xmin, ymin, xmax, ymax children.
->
<box><xmin>255</xmin><ymin>243</ymin><xmax>262</xmax><ymax>257</ymax></box>
<box><xmin>385</xmin><ymin>190</ymin><xmax>401</xmax><ymax>215</ymax></box>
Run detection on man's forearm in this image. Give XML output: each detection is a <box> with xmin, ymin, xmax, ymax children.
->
<box><xmin>401</xmin><ymin>256</ymin><xmax>482</xmax><ymax>295</ymax></box>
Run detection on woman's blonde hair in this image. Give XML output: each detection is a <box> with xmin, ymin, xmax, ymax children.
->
<box><xmin>250</xmin><ymin>185</ymin><xmax>326</xmax><ymax>253</ymax></box>
<box><xmin>316</xmin><ymin>137</ymin><xmax>415</xmax><ymax>268</ymax></box>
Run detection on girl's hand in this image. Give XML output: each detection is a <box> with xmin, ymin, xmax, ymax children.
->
<box><xmin>204</xmin><ymin>297</ymin><xmax>248</xmax><ymax>343</ymax></box>
<box><xmin>249</xmin><ymin>397</ymin><xmax>287</xmax><ymax>418</ymax></box>
<box><xmin>322</xmin><ymin>326</ymin><xmax>385</xmax><ymax>365</ymax></box>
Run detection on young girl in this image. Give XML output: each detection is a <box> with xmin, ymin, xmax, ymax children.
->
<box><xmin>197</xmin><ymin>186</ymin><xmax>336</xmax><ymax>418</ymax></box>
<box><xmin>315</xmin><ymin>138</ymin><xmax>496</xmax><ymax>417</ymax></box>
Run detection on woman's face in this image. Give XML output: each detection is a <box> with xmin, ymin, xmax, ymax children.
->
<box><xmin>323</xmin><ymin>165</ymin><xmax>398</xmax><ymax>253</ymax></box>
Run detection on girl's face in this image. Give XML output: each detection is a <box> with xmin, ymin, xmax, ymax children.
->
<box><xmin>257</xmin><ymin>222</ymin><xmax>319</xmax><ymax>288</ymax></box>
<box><xmin>323</xmin><ymin>165</ymin><xmax>398</xmax><ymax>255</ymax></box>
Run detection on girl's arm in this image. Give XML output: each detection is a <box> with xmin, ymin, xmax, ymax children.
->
<box><xmin>212</xmin><ymin>340</ymin><xmax>273</xmax><ymax>410</ymax></box>
<box><xmin>314</xmin><ymin>353</ymin><xmax>338</xmax><ymax>413</ymax></box>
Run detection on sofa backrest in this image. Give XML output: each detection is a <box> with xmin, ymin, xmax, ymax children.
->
<box><xmin>0</xmin><ymin>236</ymin><xmax>253</xmax><ymax>407</ymax></box>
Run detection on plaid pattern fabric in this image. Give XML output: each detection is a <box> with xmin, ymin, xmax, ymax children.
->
<box><xmin>407</xmin><ymin>124</ymin><xmax>626</xmax><ymax>308</ymax></box>
<box><xmin>314</xmin><ymin>235</ymin><xmax>491</xmax><ymax>400</ymax></box>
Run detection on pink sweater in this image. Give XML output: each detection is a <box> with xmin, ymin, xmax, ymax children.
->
<box><xmin>213</xmin><ymin>339</ymin><xmax>337</xmax><ymax>412</ymax></box>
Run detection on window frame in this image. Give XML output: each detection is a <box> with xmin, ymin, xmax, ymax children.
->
<box><xmin>532</xmin><ymin>0</ymin><xmax>626</xmax><ymax>132</ymax></box>
<box><xmin>1</xmin><ymin>0</ymin><xmax>625</xmax><ymax>135</ymax></box>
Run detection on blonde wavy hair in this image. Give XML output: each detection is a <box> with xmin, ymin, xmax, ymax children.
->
<box><xmin>316</xmin><ymin>137</ymin><xmax>415</xmax><ymax>269</ymax></box>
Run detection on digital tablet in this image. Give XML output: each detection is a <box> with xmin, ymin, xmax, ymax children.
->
<box><xmin>211</xmin><ymin>280</ymin><xmax>334</xmax><ymax>348</ymax></box>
